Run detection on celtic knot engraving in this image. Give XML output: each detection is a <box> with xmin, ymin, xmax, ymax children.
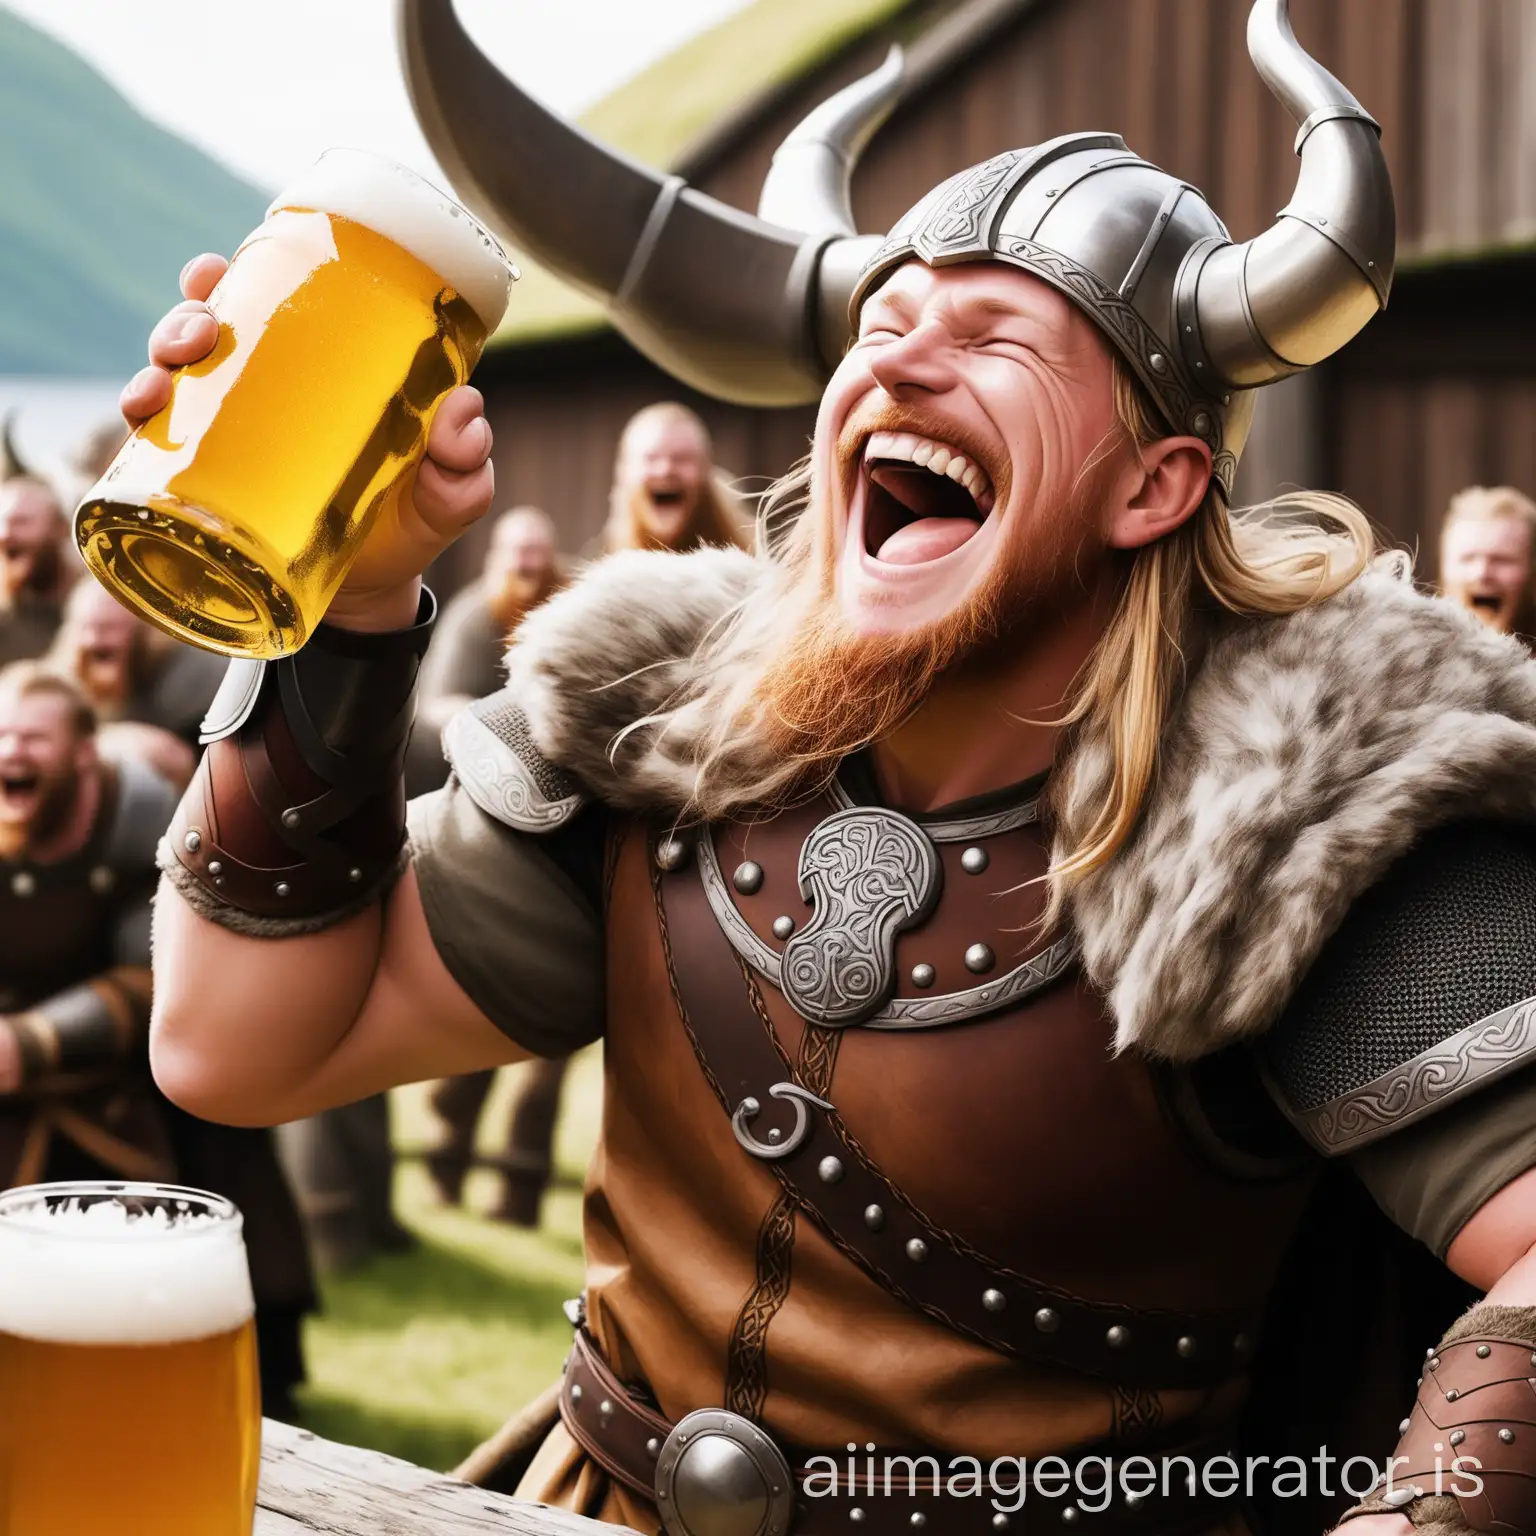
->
<box><xmin>780</xmin><ymin>808</ymin><xmax>941</xmax><ymax>1027</ymax></box>
<box><xmin>1308</xmin><ymin>996</ymin><xmax>1536</xmax><ymax>1152</ymax></box>
<box><xmin>925</xmin><ymin>152</ymin><xmax>1023</xmax><ymax>249</ymax></box>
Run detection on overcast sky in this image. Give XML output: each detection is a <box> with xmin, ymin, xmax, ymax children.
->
<box><xmin>7</xmin><ymin>0</ymin><xmax>752</xmax><ymax>192</ymax></box>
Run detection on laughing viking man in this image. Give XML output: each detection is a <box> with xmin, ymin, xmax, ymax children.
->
<box><xmin>137</xmin><ymin>4</ymin><xmax>1536</xmax><ymax>1535</ymax></box>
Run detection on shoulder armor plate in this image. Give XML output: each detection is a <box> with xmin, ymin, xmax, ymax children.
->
<box><xmin>442</xmin><ymin>692</ymin><xmax>586</xmax><ymax>833</ymax></box>
<box><xmin>1260</xmin><ymin>823</ymin><xmax>1536</xmax><ymax>1156</ymax></box>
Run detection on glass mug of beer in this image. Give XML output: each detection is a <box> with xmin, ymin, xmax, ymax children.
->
<box><xmin>75</xmin><ymin>149</ymin><xmax>516</xmax><ymax>659</ymax></box>
<box><xmin>0</xmin><ymin>1181</ymin><xmax>260</xmax><ymax>1536</ymax></box>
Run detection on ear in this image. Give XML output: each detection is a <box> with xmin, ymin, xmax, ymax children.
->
<box><xmin>1103</xmin><ymin>436</ymin><xmax>1213</xmax><ymax>551</ymax></box>
<box><xmin>74</xmin><ymin>735</ymin><xmax>99</xmax><ymax>777</ymax></box>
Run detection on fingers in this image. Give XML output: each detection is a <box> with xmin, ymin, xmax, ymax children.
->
<box><xmin>424</xmin><ymin>386</ymin><xmax>492</xmax><ymax>475</ymax></box>
<box><xmin>121</xmin><ymin>366</ymin><xmax>171</xmax><ymax>426</ymax></box>
<box><xmin>148</xmin><ymin>302</ymin><xmax>219</xmax><ymax>368</ymax></box>
<box><xmin>179</xmin><ymin>253</ymin><xmax>227</xmax><ymax>302</ymax></box>
<box><xmin>411</xmin><ymin>456</ymin><xmax>495</xmax><ymax>537</ymax></box>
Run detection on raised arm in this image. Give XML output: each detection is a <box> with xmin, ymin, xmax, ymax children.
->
<box><xmin>129</xmin><ymin>257</ymin><xmax>537</xmax><ymax>1127</ymax></box>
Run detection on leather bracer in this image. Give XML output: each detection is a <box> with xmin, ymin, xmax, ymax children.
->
<box><xmin>161</xmin><ymin>591</ymin><xmax>435</xmax><ymax>936</ymax></box>
<box><xmin>1344</xmin><ymin>1304</ymin><xmax>1536</xmax><ymax>1536</ymax></box>
<box><xmin>2</xmin><ymin>968</ymin><xmax>149</xmax><ymax>1094</ymax></box>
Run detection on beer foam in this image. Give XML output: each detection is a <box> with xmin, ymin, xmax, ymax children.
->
<box><xmin>269</xmin><ymin>148</ymin><xmax>516</xmax><ymax>332</ymax></box>
<box><xmin>0</xmin><ymin>1198</ymin><xmax>255</xmax><ymax>1345</ymax></box>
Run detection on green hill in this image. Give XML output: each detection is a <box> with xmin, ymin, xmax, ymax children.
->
<box><xmin>0</xmin><ymin>7</ymin><xmax>270</xmax><ymax>377</ymax></box>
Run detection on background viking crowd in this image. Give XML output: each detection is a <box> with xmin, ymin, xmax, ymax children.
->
<box><xmin>0</xmin><ymin>394</ymin><xmax>749</xmax><ymax>1445</ymax></box>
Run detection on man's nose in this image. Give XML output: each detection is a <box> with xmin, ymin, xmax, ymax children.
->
<box><xmin>867</xmin><ymin>323</ymin><xmax>957</xmax><ymax>399</ymax></box>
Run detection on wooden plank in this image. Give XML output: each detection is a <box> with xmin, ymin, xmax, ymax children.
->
<box><xmin>256</xmin><ymin>1418</ymin><xmax>634</xmax><ymax>1536</ymax></box>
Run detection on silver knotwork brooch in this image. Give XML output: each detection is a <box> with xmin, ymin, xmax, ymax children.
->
<box><xmin>779</xmin><ymin>807</ymin><xmax>941</xmax><ymax>1027</ymax></box>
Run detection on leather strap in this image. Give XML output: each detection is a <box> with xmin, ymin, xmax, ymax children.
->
<box><xmin>656</xmin><ymin>834</ymin><xmax>1258</xmax><ymax>1390</ymax></box>
<box><xmin>560</xmin><ymin>1328</ymin><xmax>1236</xmax><ymax>1536</ymax></box>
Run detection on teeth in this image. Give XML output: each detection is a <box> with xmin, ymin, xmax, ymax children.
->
<box><xmin>862</xmin><ymin>430</ymin><xmax>995</xmax><ymax>511</ymax></box>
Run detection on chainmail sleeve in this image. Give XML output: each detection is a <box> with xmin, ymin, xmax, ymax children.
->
<box><xmin>1259</xmin><ymin>821</ymin><xmax>1536</xmax><ymax>1158</ymax></box>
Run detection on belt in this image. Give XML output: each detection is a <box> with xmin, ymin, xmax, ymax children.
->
<box><xmin>559</xmin><ymin>1329</ymin><xmax>1238</xmax><ymax>1536</ymax></box>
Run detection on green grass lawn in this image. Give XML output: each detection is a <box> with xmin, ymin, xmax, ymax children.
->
<box><xmin>292</xmin><ymin>1047</ymin><xmax>602</xmax><ymax>1472</ymax></box>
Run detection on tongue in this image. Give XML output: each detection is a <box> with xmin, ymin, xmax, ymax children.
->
<box><xmin>877</xmin><ymin>516</ymin><xmax>981</xmax><ymax>565</ymax></box>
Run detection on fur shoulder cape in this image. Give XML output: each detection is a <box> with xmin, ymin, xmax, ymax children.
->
<box><xmin>504</xmin><ymin>547</ymin><xmax>1536</xmax><ymax>1062</ymax></box>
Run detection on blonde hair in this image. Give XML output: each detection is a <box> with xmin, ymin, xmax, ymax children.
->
<box><xmin>1442</xmin><ymin>485</ymin><xmax>1536</xmax><ymax>547</ymax></box>
<box><xmin>1041</xmin><ymin>360</ymin><xmax>1375</xmax><ymax>922</ymax></box>
<box><xmin>602</xmin><ymin>401</ymin><xmax>749</xmax><ymax>554</ymax></box>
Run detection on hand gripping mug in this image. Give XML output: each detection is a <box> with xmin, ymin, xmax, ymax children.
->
<box><xmin>75</xmin><ymin>149</ymin><xmax>516</xmax><ymax>658</ymax></box>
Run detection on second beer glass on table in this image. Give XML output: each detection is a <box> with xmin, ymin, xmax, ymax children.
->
<box><xmin>0</xmin><ymin>1182</ymin><xmax>261</xmax><ymax>1536</ymax></box>
<box><xmin>75</xmin><ymin>149</ymin><xmax>516</xmax><ymax>659</ymax></box>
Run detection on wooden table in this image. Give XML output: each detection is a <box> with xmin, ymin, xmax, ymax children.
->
<box><xmin>257</xmin><ymin>1418</ymin><xmax>634</xmax><ymax>1534</ymax></box>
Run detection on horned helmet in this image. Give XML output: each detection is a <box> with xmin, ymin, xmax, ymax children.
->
<box><xmin>399</xmin><ymin>0</ymin><xmax>1393</xmax><ymax>498</ymax></box>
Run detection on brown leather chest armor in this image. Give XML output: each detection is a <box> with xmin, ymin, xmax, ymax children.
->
<box><xmin>650</xmin><ymin>774</ymin><xmax>1319</xmax><ymax>1396</ymax></box>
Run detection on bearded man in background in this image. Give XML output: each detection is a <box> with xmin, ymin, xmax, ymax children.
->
<box><xmin>1439</xmin><ymin>485</ymin><xmax>1536</xmax><ymax>644</ymax></box>
<box><xmin>135</xmin><ymin>7</ymin><xmax>1536</xmax><ymax>1536</ymax></box>
<box><xmin>47</xmin><ymin>578</ymin><xmax>226</xmax><ymax>789</ymax></box>
<box><xmin>597</xmin><ymin>401</ymin><xmax>747</xmax><ymax>555</ymax></box>
<box><xmin>0</xmin><ymin>474</ymin><xmax>74</xmax><ymax>667</ymax></box>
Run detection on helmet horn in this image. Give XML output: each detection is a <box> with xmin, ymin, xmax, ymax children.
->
<box><xmin>1189</xmin><ymin>0</ymin><xmax>1395</xmax><ymax>388</ymax></box>
<box><xmin>397</xmin><ymin>0</ymin><xmax>900</xmax><ymax>405</ymax></box>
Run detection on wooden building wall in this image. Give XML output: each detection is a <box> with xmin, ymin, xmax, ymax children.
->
<box><xmin>460</xmin><ymin>0</ymin><xmax>1536</xmax><ymax>589</ymax></box>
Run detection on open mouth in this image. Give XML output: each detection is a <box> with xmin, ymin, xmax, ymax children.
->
<box><xmin>1470</xmin><ymin>593</ymin><xmax>1504</xmax><ymax>614</ymax></box>
<box><xmin>0</xmin><ymin>771</ymin><xmax>40</xmax><ymax>811</ymax></box>
<box><xmin>860</xmin><ymin>431</ymin><xmax>996</xmax><ymax>566</ymax></box>
<box><xmin>646</xmin><ymin>486</ymin><xmax>686</xmax><ymax>508</ymax></box>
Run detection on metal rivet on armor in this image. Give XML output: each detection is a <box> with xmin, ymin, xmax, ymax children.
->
<box><xmin>1446</xmin><ymin>1389</ymin><xmax>1459</xmax><ymax>1402</ymax></box>
<box><xmin>850</xmin><ymin>1511</ymin><xmax>866</xmax><ymax>1525</ymax></box>
<box><xmin>1317</xmin><ymin>215</ymin><xmax>1328</xmax><ymax>226</ymax></box>
<box><xmin>654</xmin><ymin>837</ymin><xmax>691</xmax><ymax>872</ymax></box>
<box><xmin>1478</xmin><ymin>1345</ymin><xmax>1492</xmax><ymax>1358</ymax></box>
<box><xmin>772</xmin><ymin>915</ymin><xmax>795</xmax><ymax>940</ymax></box>
<box><xmin>646</xmin><ymin>1437</ymin><xmax>660</xmax><ymax>1458</ymax></box>
<box><xmin>733</xmin><ymin>860</ymin><xmax>764</xmax><ymax>895</ymax></box>
<box><xmin>818</xmin><ymin>1156</ymin><xmax>845</xmax><ymax>1185</ymax></box>
<box><xmin>183</xmin><ymin>830</ymin><xmax>202</xmax><ymax>853</ymax></box>
<box><xmin>993</xmin><ymin>1517</ymin><xmax>1010</xmax><ymax>1531</ymax></box>
<box><xmin>1429</xmin><ymin>1357</ymin><xmax>1440</xmax><ymax>1370</ymax></box>
<box><xmin>598</xmin><ymin>1399</ymin><xmax>613</xmax><ymax>1417</ymax></box>
<box><xmin>911</xmin><ymin>1516</ymin><xmax>927</xmax><ymax>1529</ymax></box>
<box><xmin>1399</xmin><ymin>1419</ymin><xmax>1411</xmax><ymax>1434</ymax></box>
<box><xmin>89</xmin><ymin>865</ymin><xmax>114</xmax><ymax>894</ymax></box>
<box><xmin>1501</xmin><ymin>1429</ymin><xmax>1516</xmax><ymax>1444</ymax></box>
<box><xmin>1062</xmin><ymin>1508</ymin><xmax>1080</xmax><ymax>1525</ymax></box>
<box><xmin>1222</xmin><ymin>393</ymin><xmax>1232</xmax><ymax>405</ymax></box>
<box><xmin>207</xmin><ymin>861</ymin><xmax>223</xmax><ymax>877</ymax></box>
<box><xmin>1193</xmin><ymin>412</ymin><xmax>1212</xmax><ymax>435</ymax></box>
<box><xmin>1045</xmin><ymin>188</ymin><xmax>1058</xmax><ymax>198</ymax></box>
<box><xmin>281</xmin><ymin>808</ymin><xmax>300</xmax><ymax>829</ymax></box>
<box><xmin>740</xmin><ymin>1097</ymin><xmax>760</xmax><ymax>1117</ymax></box>
<box><xmin>964</xmin><ymin>943</ymin><xmax>995</xmax><ymax>975</ymax></box>
<box><xmin>861</xmin><ymin>1205</ymin><xmax>885</xmax><ymax>1233</ymax></box>
<box><xmin>1427</xmin><ymin>1346</ymin><xmax>1437</xmax><ymax>1359</ymax></box>
<box><xmin>767</xmin><ymin>1128</ymin><xmax>783</xmax><ymax>1143</ymax></box>
<box><xmin>1382</xmin><ymin>1489</ymin><xmax>1417</xmax><ymax>1509</ymax></box>
<box><xmin>1035</xmin><ymin>1308</ymin><xmax>1060</xmax><ymax>1334</ymax></box>
<box><xmin>1176</xmin><ymin>1336</ymin><xmax>1197</xmax><ymax>1358</ymax></box>
<box><xmin>1149</xmin><ymin>353</ymin><xmax>1169</xmax><ymax>375</ymax></box>
<box><xmin>982</xmin><ymin>1288</ymin><xmax>1007</xmax><ymax>1314</ymax></box>
<box><xmin>1530</xmin><ymin>1352</ymin><xmax>1536</xmax><ymax>1367</ymax></box>
<box><xmin>960</xmin><ymin>846</ymin><xmax>990</xmax><ymax>875</ymax></box>
<box><xmin>10</xmin><ymin>871</ymin><xmax>35</xmax><ymax>898</ymax></box>
<box><xmin>570</xmin><ymin>1384</ymin><xmax>582</xmax><ymax>1404</ymax></box>
<box><xmin>906</xmin><ymin>1238</ymin><xmax>929</xmax><ymax>1264</ymax></box>
<box><xmin>1450</xmin><ymin>1431</ymin><xmax>1465</xmax><ymax>1447</ymax></box>
<box><xmin>910</xmin><ymin>963</ymin><xmax>936</xmax><ymax>989</ymax></box>
<box><xmin>1106</xmin><ymin>1325</ymin><xmax>1131</xmax><ymax>1349</ymax></box>
<box><xmin>274</xmin><ymin>882</ymin><xmax>291</xmax><ymax>898</ymax></box>
<box><xmin>348</xmin><ymin>867</ymin><xmax>363</xmax><ymax>883</ymax></box>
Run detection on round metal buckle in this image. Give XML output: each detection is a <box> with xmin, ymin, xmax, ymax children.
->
<box><xmin>654</xmin><ymin>1408</ymin><xmax>796</xmax><ymax>1536</ymax></box>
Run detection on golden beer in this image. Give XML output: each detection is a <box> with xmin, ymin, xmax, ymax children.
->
<box><xmin>75</xmin><ymin>150</ymin><xmax>516</xmax><ymax>658</ymax></box>
<box><xmin>0</xmin><ymin>1182</ymin><xmax>260</xmax><ymax>1536</ymax></box>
